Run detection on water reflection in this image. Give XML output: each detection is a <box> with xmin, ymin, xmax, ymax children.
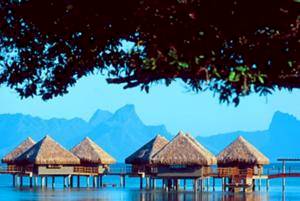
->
<box><xmin>132</xmin><ymin>190</ymin><xmax>269</xmax><ymax>201</ymax></box>
<box><xmin>0</xmin><ymin>187</ymin><xmax>274</xmax><ymax>201</ymax></box>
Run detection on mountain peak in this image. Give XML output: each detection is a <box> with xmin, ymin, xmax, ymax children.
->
<box><xmin>110</xmin><ymin>104</ymin><xmax>142</xmax><ymax>124</ymax></box>
<box><xmin>118</xmin><ymin>104</ymin><xmax>135</xmax><ymax>112</ymax></box>
<box><xmin>89</xmin><ymin>109</ymin><xmax>113</xmax><ymax>126</ymax></box>
<box><xmin>269</xmin><ymin>111</ymin><xmax>299</xmax><ymax>130</ymax></box>
<box><xmin>115</xmin><ymin>104</ymin><xmax>136</xmax><ymax>116</ymax></box>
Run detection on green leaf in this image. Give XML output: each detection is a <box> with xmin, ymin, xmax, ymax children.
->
<box><xmin>257</xmin><ymin>74</ymin><xmax>266</xmax><ymax>84</ymax></box>
<box><xmin>229</xmin><ymin>71</ymin><xmax>236</xmax><ymax>82</ymax></box>
<box><xmin>258</xmin><ymin>76</ymin><xmax>265</xmax><ymax>84</ymax></box>
<box><xmin>170</xmin><ymin>60</ymin><xmax>177</xmax><ymax>65</ymax></box>
<box><xmin>212</xmin><ymin>69</ymin><xmax>221</xmax><ymax>78</ymax></box>
<box><xmin>236</xmin><ymin>66</ymin><xmax>248</xmax><ymax>72</ymax></box>
<box><xmin>178</xmin><ymin>62</ymin><xmax>189</xmax><ymax>68</ymax></box>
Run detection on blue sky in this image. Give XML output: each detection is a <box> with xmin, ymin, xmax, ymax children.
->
<box><xmin>0</xmin><ymin>74</ymin><xmax>300</xmax><ymax>136</ymax></box>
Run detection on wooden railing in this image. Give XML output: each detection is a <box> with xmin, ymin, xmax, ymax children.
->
<box><xmin>7</xmin><ymin>165</ymin><xmax>33</xmax><ymax>173</ymax></box>
<box><xmin>217</xmin><ymin>168</ymin><xmax>253</xmax><ymax>178</ymax></box>
<box><xmin>73</xmin><ymin>166</ymin><xmax>99</xmax><ymax>174</ymax></box>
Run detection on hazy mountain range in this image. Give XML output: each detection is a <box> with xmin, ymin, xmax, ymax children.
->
<box><xmin>0</xmin><ymin>104</ymin><xmax>171</xmax><ymax>161</ymax></box>
<box><xmin>197</xmin><ymin>111</ymin><xmax>300</xmax><ymax>161</ymax></box>
<box><xmin>0</xmin><ymin>104</ymin><xmax>299</xmax><ymax>162</ymax></box>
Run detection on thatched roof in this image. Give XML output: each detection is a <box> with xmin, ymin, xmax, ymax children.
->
<box><xmin>71</xmin><ymin>137</ymin><xmax>116</xmax><ymax>164</ymax></box>
<box><xmin>217</xmin><ymin>136</ymin><xmax>270</xmax><ymax>165</ymax></box>
<box><xmin>125</xmin><ymin>135</ymin><xmax>169</xmax><ymax>165</ymax></box>
<box><xmin>2</xmin><ymin>137</ymin><xmax>35</xmax><ymax>164</ymax></box>
<box><xmin>151</xmin><ymin>131</ymin><xmax>217</xmax><ymax>166</ymax></box>
<box><xmin>16</xmin><ymin>135</ymin><xmax>80</xmax><ymax>165</ymax></box>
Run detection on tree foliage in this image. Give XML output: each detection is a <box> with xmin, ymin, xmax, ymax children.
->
<box><xmin>0</xmin><ymin>0</ymin><xmax>299</xmax><ymax>104</ymax></box>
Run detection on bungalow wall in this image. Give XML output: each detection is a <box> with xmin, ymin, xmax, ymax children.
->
<box><xmin>152</xmin><ymin>165</ymin><xmax>212</xmax><ymax>178</ymax></box>
<box><xmin>7</xmin><ymin>164</ymin><xmax>107</xmax><ymax>176</ymax></box>
<box><xmin>36</xmin><ymin>165</ymin><xmax>75</xmax><ymax>175</ymax></box>
<box><xmin>37</xmin><ymin>164</ymin><xmax>106</xmax><ymax>175</ymax></box>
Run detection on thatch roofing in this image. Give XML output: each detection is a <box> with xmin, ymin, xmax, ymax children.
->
<box><xmin>15</xmin><ymin>135</ymin><xmax>80</xmax><ymax>165</ymax></box>
<box><xmin>217</xmin><ymin>136</ymin><xmax>270</xmax><ymax>165</ymax></box>
<box><xmin>2</xmin><ymin>137</ymin><xmax>35</xmax><ymax>164</ymax></box>
<box><xmin>151</xmin><ymin>131</ymin><xmax>217</xmax><ymax>166</ymax></box>
<box><xmin>71</xmin><ymin>137</ymin><xmax>116</xmax><ymax>164</ymax></box>
<box><xmin>125</xmin><ymin>135</ymin><xmax>169</xmax><ymax>165</ymax></box>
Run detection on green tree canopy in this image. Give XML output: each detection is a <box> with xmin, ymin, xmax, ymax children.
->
<box><xmin>0</xmin><ymin>0</ymin><xmax>299</xmax><ymax>105</ymax></box>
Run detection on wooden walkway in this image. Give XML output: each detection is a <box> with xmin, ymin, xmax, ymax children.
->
<box><xmin>268</xmin><ymin>173</ymin><xmax>300</xmax><ymax>179</ymax></box>
<box><xmin>1</xmin><ymin>158</ymin><xmax>300</xmax><ymax>191</ymax></box>
<box><xmin>2</xmin><ymin>166</ymin><xmax>300</xmax><ymax>180</ymax></box>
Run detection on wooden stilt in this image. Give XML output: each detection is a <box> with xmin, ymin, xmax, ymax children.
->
<box><xmin>146</xmin><ymin>177</ymin><xmax>150</xmax><ymax>189</ymax></box>
<box><xmin>29</xmin><ymin>176</ymin><xmax>33</xmax><ymax>188</ymax></box>
<box><xmin>212</xmin><ymin>177</ymin><xmax>215</xmax><ymax>191</ymax></box>
<box><xmin>139</xmin><ymin>176</ymin><xmax>143</xmax><ymax>189</ymax></box>
<box><xmin>99</xmin><ymin>175</ymin><xmax>103</xmax><ymax>188</ymax></box>
<box><xmin>63</xmin><ymin>176</ymin><xmax>67</xmax><ymax>188</ymax></box>
<box><xmin>86</xmin><ymin>176</ymin><xmax>90</xmax><ymax>188</ymax></box>
<box><xmin>45</xmin><ymin>177</ymin><xmax>48</xmax><ymax>187</ymax></box>
<box><xmin>152</xmin><ymin>178</ymin><xmax>156</xmax><ymax>189</ymax></box>
<box><xmin>70</xmin><ymin>175</ymin><xmax>74</xmax><ymax>188</ymax></box>
<box><xmin>16</xmin><ymin>175</ymin><xmax>20</xmax><ymax>186</ymax></box>
<box><xmin>175</xmin><ymin>179</ymin><xmax>179</xmax><ymax>191</ymax></box>
<box><xmin>93</xmin><ymin>176</ymin><xmax>97</xmax><ymax>188</ymax></box>
<box><xmin>77</xmin><ymin>175</ymin><xmax>80</xmax><ymax>188</ymax></box>
<box><xmin>258</xmin><ymin>177</ymin><xmax>261</xmax><ymax>191</ymax></box>
<box><xmin>183</xmin><ymin>179</ymin><xmax>186</xmax><ymax>190</ymax></box>
<box><xmin>12</xmin><ymin>175</ymin><xmax>16</xmax><ymax>187</ymax></box>
<box><xmin>282</xmin><ymin>160</ymin><xmax>286</xmax><ymax>192</ymax></box>
<box><xmin>34</xmin><ymin>176</ymin><xmax>38</xmax><ymax>187</ymax></box>
<box><xmin>199</xmin><ymin>178</ymin><xmax>203</xmax><ymax>192</ymax></box>
<box><xmin>149</xmin><ymin>177</ymin><xmax>152</xmax><ymax>189</ymax></box>
<box><xmin>193</xmin><ymin>178</ymin><xmax>198</xmax><ymax>192</ymax></box>
<box><xmin>167</xmin><ymin>179</ymin><xmax>172</xmax><ymax>191</ymax></box>
<box><xmin>67</xmin><ymin>175</ymin><xmax>71</xmax><ymax>187</ymax></box>
<box><xmin>20</xmin><ymin>176</ymin><xmax>23</xmax><ymax>187</ymax></box>
<box><xmin>162</xmin><ymin>179</ymin><xmax>166</xmax><ymax>190</ymax></box>
<box><xmin>52</xmin><ymin>176</ymin><xmax>55</xmax><ymax>188</ymax></box>
<box><xmin>123</xmin><ymin>175</ymin><xmax>126</xmax><ymax>188</ymax></box>
<box><xmin>266</xmin><ymin>179</ymin><xmax>270</xmax><ymax>191</ymax></box>
<box><xmin>120</xmin><ymin>175</ymin><xmax>123</xmax><ymax>187</ymax></box>
<box><xmin>206</xmin><ymin>178</ymin><xmax>209</xmax><ymax>191</ymax></box>
<box><xmin>222</xmin><ymin>177</ymin><xmax>225</xmax><ymax>191</ymax></box>
<box><xmin>252</xmin><ymin>179</ymin><xmax>256</xmax><ymax>191</ymax></box>
<box><xmin>41</xmin><ymin>176</ymin><xmax>45</xmax><ymax>187</ymax></box>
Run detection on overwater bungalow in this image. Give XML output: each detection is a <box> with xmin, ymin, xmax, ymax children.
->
<box><xmin>15</xmin><ymin>135</ymin><xmax>80</xmax><ymax>176</ymax></box>
<box><xmin>217</xmin><ymin>136</ymin><xmax>270</xmax><ymax>192</ymax></box>
<box><xmin>2</xmin><ymin>137</ymin><xmax>35</xmax><ymax>172</ymax></box>
<box><xmin>125</xmin><ymin>135</ymin><xmax>169</xmax><ymax>175</ymax></box>
<box><xmin>151</xmin><ymin>132</ymin><xmax>216</xmax><ymax>190</ymax></box>
<box><xmin>71</xmin><ymin>137</ymin><xmax>116</xmax><ymax>175</ymax></box>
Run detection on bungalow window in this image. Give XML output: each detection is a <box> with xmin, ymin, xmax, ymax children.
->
<box><xmin>47</xmin><ymin>165</ymin><xmax>62</xmax><ymax>169</ymax></box>
<box><xmin>170</xmin><ymin>165</ymin><xmax>186</xmax><ymax>169</ymax></box>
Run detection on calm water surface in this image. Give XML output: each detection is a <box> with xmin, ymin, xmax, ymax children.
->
<box><xmin>0</xmin><ymin>163</ymin><xmax>299</xmax><ymax>201</ymax></box>
<box><xmin>0</xmin><ymin>175</ymin><xmax>299</xmax><ymax>201</ymax></box>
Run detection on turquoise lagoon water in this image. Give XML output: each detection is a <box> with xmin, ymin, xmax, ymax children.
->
<box><xmin>0</xmin><ymin>163</ymin><xmax>299</xmax><ymax>201</ymax></box>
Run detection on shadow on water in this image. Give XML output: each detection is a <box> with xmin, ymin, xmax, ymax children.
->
<box><xmin>132</xmin><ymin>190</ymin><xmax>269</xmax><ymax>201</ymax></box>
<box><xmin>5</xmin><ymin>187</ymin><xmax>271</xmax><ymax>201</ymax></box>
